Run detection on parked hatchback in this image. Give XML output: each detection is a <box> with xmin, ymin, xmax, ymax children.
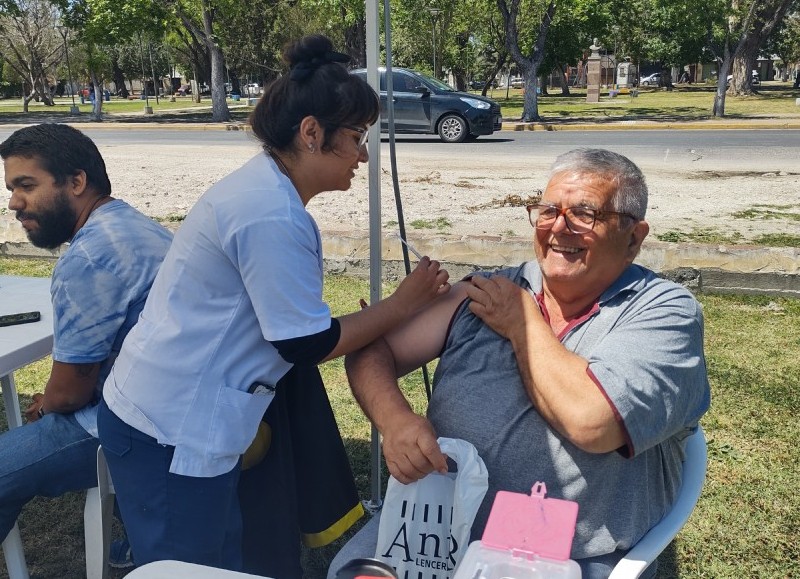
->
<box><xmin>351</xmin><ymin>67</ymin><xmax>502</xmax><ymax>143</ymax></box>
<box><xmin>640</xmin><ymin>72</ymin><xmax>661</xmax><ymax>86</ymax></box>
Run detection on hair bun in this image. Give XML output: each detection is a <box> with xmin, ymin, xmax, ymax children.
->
<box><xmin>285</xmin><ymin>35</ymin><xmax>351</xmax><ymax>81</ymax></box>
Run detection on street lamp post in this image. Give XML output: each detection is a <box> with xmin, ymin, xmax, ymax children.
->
<box><xmin>137</xmin><ymin>33</ymin><xmax>153</xmax><ymax>114</ymax></box>
<box><xmin>612</xmin><ymin>25</ymin><xmax>620</xmax><ymax>88</ymax></box>
<box><xmin>427</xmin><ymin>7</ymin><xmax>442</xmax><ymax>79</ymax></box>
<box><xmin>56</xmin><ymin>26</ymin><xmax>80</xmax><ymax>115</ymax></box>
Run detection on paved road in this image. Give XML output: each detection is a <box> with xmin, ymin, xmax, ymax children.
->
<box><xmin>13</xmin><ymin>127</ymin><xmax>793</xmax><ymax>170</ymax></box>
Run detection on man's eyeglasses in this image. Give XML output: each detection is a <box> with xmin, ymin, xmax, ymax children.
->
<box><xmin>290</xmin><ymin>122</ymin><xmax>369</xmax><ymax>148</ymax></box>
<box><xmin>341</xmin><ymin>125</ymin><xmax>369</xmax><ymax>148</ymax></box>
<box><xmin>526</xmin><ymin>203</ymin><xmax>637</xmax><ymax>234</ymax></box>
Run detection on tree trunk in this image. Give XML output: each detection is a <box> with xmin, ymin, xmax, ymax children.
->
<box><xmin>481</xmin><ymin>52</ymin><xmax>507</xmax><ymax>97</ymax></box>
<box><xmin>90</xmin><ymin>70</ymin><xmax>103</xmax><ymax>121</ymax></box>
<box><xmin>199</xmin><ymin>2</ymin><xmax>229</xmax><ymax>121</ymax></box>
<box><xmin>192</xmin><ymin>65</ymin><xmax>201</xmax><ymax>103</ymax></box>
<box><xmin>112</xmin><ymin>56</ymin><xmax>129</xmax><ymax>98</ymax></box>
<box><xmin>522</xmin><ymin>70</ymin><xmax>539</xmax><ymax>121</ymax></box>
<box><xmin>713</xmin><ymin>46</ymin><xmax>733</xmax><ymax>117</ymax></box>
<box><xmin>556</xmin><ymin>62</ymin><xmax>570</xmax><ymax>96</ymax></box>
<box><xmin>730</xmin><ymin>36</ymin><xmax>759</xmax><ymax>95</ymax></box>
<box><xmin>343</xmin><ymin>15</ymin><xmax>366</xmax><ymax>67</ymax></box>
<box><xmin>498</xmin><ymin>0</ymin><xmax>555</xmax><ymax>122</ymax></box>
<box><xmin>206</xmin><ymin>46</ymin><xmax>229</xmax><ymax>121</ymax></box>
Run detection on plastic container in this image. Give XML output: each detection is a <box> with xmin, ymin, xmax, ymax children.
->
<box><xmin>453</xmin><ymin>541</ymin><xmax>581</xmax><ymax>579</ymax></box>
<box><xmin>335</xmin><ymin>558</ymin><xmax>398</xmax><ymax>579</ymax></box>
<box><xmin>452</xmin><ymin>482</ymin><xmax>582</xmax><ymax>578</ymax></box>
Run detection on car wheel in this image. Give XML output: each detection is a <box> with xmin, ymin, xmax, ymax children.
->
<box><xmin>641</xmin><ymin>81</ymin><xmax>649</xmax><ymax>86</ymax></box>
<box><xmin>438</xmin><ymin>114</ymin><xmax>468</xmax><ymax>143</ymax></box>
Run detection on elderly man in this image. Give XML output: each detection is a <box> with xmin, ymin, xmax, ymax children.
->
<box><xmin>335</xmin><ymin>149</ymin><xmax>710</xmax><ymax>578</ymax></box>
<box><xmin>0</xmin><ymin>124</ymin><xmax>172</xmax><ymax>551</ymax></box>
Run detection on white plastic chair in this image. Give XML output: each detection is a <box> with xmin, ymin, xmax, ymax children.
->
<box><xmin>608</xmin><ymin>426</ymin><xmax>707</xmax><ymax>579</ymax></box>
<box><xmin>84</xmin><ymin>445</ymin><xmax>116</xmax><ymax>579</ymax></box>
<box><xmin>126</xmin><ymin>559</ymin><xmax>269</xmax><ymax>578</ymax></box>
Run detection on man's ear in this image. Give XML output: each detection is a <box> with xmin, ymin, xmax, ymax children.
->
<box><xmin>297</xmin><ymin>116</ymin><xmax>324</xmax><ymax>152</ymax></box>
<box><xmin>68</xmin><ymin>170</ymin><xmax>89</xmax><ymax>198</ymax></box>
<box><xmin>626</xmin><ymin>220</ymin><xmax>649</xmax><ymax>262</ymax></box>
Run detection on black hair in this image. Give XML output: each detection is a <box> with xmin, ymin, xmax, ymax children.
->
<box><xmin>0</xmin><ymin>123</ymin><xmax>112</xmax><ymax>196</ymax></box>
<box><xmin>250</xmin><ymin>34</ymin><xmax>380</xmax><ymax>153</ymax></box>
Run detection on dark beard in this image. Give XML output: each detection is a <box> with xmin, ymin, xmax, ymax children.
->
<box><xmin>17</xmin><ymin>191</ymin><xmax>78</xmax><ymax>249</ymax></box>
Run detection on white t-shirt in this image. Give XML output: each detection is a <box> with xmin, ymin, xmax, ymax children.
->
<box><xmin>103</xmin><ymin>152</ymin><xmax>331</xmax><ymax>477</ymax></box>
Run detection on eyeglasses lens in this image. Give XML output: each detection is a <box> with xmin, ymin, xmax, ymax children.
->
<box><xmin>529</xmin><ymin>205</ymin><xmax>596</xmax><ymax>233</ymax></box>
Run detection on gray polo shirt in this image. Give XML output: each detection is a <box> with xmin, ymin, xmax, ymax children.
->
<box><xmin>427</xmin><ymin>262</ymin><xmax>710</xmax><ymax>563</ymax></box>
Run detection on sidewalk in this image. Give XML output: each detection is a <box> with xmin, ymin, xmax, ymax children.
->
<box><xmin>500</xmin><ymin>115</ymin><xmax>800</xmax><ymax>131</ymax></box>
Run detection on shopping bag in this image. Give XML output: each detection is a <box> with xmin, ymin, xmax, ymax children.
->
<box><xmin>375</xmin><ymin>437</ymin><xmax>488</xmax><ymax>579</ymax></box>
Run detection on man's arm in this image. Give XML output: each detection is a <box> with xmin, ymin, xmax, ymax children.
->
<box><xmin>25</xmin><ymin>361</ymin><xmax>99</xmax><ymax>422</ymax></box>
<box><xmin>345</xmin><ymin>282</ymin><xmax>469</xmax><ymax>483</ymax></box>
<box><xmin>466</xmin><ymin>275</ymin><xmax>624</xmax><ymax>453</ymax></box>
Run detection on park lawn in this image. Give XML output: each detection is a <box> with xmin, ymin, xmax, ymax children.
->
<box><xmin>1</xmin><ymin>82</ymin><xmax>797</xmax><ymax>123</ymax></box>
<box><xmin>0</xmin><ymin>95</ymin><xmax>243</xmax><ymax>116</ymax></box>
<box><xmin>0</xmin><ymin>257</ymin><xmax>797</xmax><ymax>578</ymax></box>
<box><xmin>480</xmin><ymin>82</ymin><xmax>800</xmax><ymax>120</ymax></box>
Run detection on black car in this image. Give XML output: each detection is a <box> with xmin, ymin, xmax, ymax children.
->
<box><xmin>351</xmin><ymin>67</ymin><xmax>502</xmax><ymax>143</ymax></box>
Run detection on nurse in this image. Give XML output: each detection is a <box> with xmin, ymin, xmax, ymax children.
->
<box><xmin>97</xmin><ymin>34</ymin><xmax>449</xmax><ymax>573</ymax></box>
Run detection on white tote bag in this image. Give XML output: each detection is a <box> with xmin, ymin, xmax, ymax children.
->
<box><xmin>375</xmin><ymin>437</ymin><xmax>488</xmax><ymax>579</ymax></box>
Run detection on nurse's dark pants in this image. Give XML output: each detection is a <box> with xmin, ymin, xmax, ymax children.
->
<box><xmin>97</xmin><ymin>399</ymin><xmax>243</xmax><ymax>570</ymax></box>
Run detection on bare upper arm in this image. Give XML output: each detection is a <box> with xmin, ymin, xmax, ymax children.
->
<box><xmin>384</xmin><ymin>281</ymin><xmax>469</xmax><ymax>377</ymax></box>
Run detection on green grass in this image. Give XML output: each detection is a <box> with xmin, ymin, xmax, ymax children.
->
<box><xmin>1</xmin><ymin>257</ymin><xmax>798</xmax><ymax>577</ymax></box>
<box><xmin>409</xmin><ymin>217</ymin><xmax>452</xmax><ymax>231</ymax></box>
<box><xmin>478</xmin><ymin>82</ymin><xmax>800</xmax><ymax>121</ymax></box>
<box><xmin>656</xmin><ymin>228</ymin><xmax>744</xmax><ymax>245</ymax></box>
<box><xmin>732</xmin><ymin>205</ymin><xmax>800</xmax><ymax>222</ymax></box>
<box><xmin>3</xmin><ymin>81</ymin><xmax>796</xmax><ymax>123</ymax></box>
<box><xmin>155</xmin><ymin>213</ymin><xmax>187</xmax><ymax>223</ymax></box>
<box><xmin>0</xmin><ymin>95</ymin><xmax>247</xmax><ymax>115</ymax></box>
<box><xmin>752</xmin><ymin>233</ymin><xmax>800</xmax><ymax>247</ymax></box>
<box><xmin>656</xmin><ymin>227</ymin><xmax>800</xmax><ymax>248</ymax></box>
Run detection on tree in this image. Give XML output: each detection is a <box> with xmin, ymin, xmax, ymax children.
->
<box><xmin>59</xmin><ymin>0</ymin><xmax>167</xmax><ymax>119</ymax></box>
<box><xmin>216</xmin><ymin>0</ymin><xmax>288</xmax><ymax>88</ymax></box>
<box><xmin>0</xmin><ymin>0</ymin><xmax>62</xmax><ymax>111</ymax></box>
<box><xmin>497</xmin><ymin>0</ymin><xmax>556</xmax><ymax>121</ymax></box>
<box><xmin>300</xmin><ymin>0</ymin><xmax>368</xmax><ymax>66</ymax></box>
<box><xmin>167</xmin><ymin>0</ymin><xmax>230</xmax><ymax>122</ymax></box>
<box><xmin>540</xmin><ymin>0</ymin><xmax>608</xmax><ymax>96</ymax></box>
<box><xmin>707</xmin><ymin>0</ymin><xmax>760</xmax><ymax>116</ymax></box>
<box><xmin>728</xmin><ymin>0</ymin><xmax>794</xmax><ymax>94</ymax></box>
<box><xmin>470</xmin><ymin>3</ymin><xmax>510</xmax><ymax>96</ymax></box>
<box><xmin>766</xmin><ymin>9</ymin><xmax>800</xmax><ymax>80</ymax></box>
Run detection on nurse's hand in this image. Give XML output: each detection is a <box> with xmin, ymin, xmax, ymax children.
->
<box><xmin>391</xmin><ymin>257</ymin><xmax>450</xmax><ymax>315</ymax></box>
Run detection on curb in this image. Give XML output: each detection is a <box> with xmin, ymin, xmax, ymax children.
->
<box><xmin>500</xmin><ymin>120</ymin><xmax>800</xmax><ymax>131</ymax></box>
<box><xmin>1</xmin><ymin>118</ymin><xmax>798</xmax><ymax>133</ymax></box>
<box><xmin>4</xmin><ymin>233</ymin><xmax>798</xmax><ymax>298</ymax></box>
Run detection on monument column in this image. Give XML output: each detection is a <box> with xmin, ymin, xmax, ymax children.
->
<box><xmin>586</xmin><ymin>38</ymin><xmax>601</xmax><ymax>103</ymax></box>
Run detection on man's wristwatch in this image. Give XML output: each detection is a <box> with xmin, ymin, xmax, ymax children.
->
<box><xmin>37</xmin><ymin>406</ymin><xmax>45</xmax><ymax>418</ymax></box>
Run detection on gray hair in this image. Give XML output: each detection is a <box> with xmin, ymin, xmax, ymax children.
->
<box><xmin>548</xmin><ymin>148</ymin><xmax>648</xmax><ymax>220</ymax></box>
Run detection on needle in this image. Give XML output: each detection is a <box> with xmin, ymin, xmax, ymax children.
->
<box><xmin>393</xmin><ymin>233</ymin><xmax>424</xmax><ymax>260</ymax></box>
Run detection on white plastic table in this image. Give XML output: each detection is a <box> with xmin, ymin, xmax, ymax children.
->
<box><xmin>126</xmin><ymin>560</ymin><xmax>272</xmax><ymax>578</ymax></box>
<box><xmin>0</xmin><ymin>275</ymin><xmax>54</xmax><ymax>579</ymax></box>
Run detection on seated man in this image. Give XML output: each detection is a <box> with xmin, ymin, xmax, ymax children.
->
<box><xmin>0</xmin><ymin>124</ymin><xmax>172</xmax><ymax>550</ymax></box>
<box><xmin>334</xmin><ymin>149</ymin><xmax>710</xmax><ymax>579</ymax></box>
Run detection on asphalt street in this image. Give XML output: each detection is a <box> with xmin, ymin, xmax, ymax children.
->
<box><xmin>0</xmin><ymin>127</ymin><xmax>794</xmax><ymax>171</ymax></box>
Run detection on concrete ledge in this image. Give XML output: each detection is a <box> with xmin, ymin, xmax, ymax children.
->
<box><xmin>3</xmin><ymin>232</ymin><xmax>799</xmax><ymax>298</ymax></box>
<box><xmin>320</xmin><ymin>231</ymin><xmax>800</xmax><ymax>298</ymax></box>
